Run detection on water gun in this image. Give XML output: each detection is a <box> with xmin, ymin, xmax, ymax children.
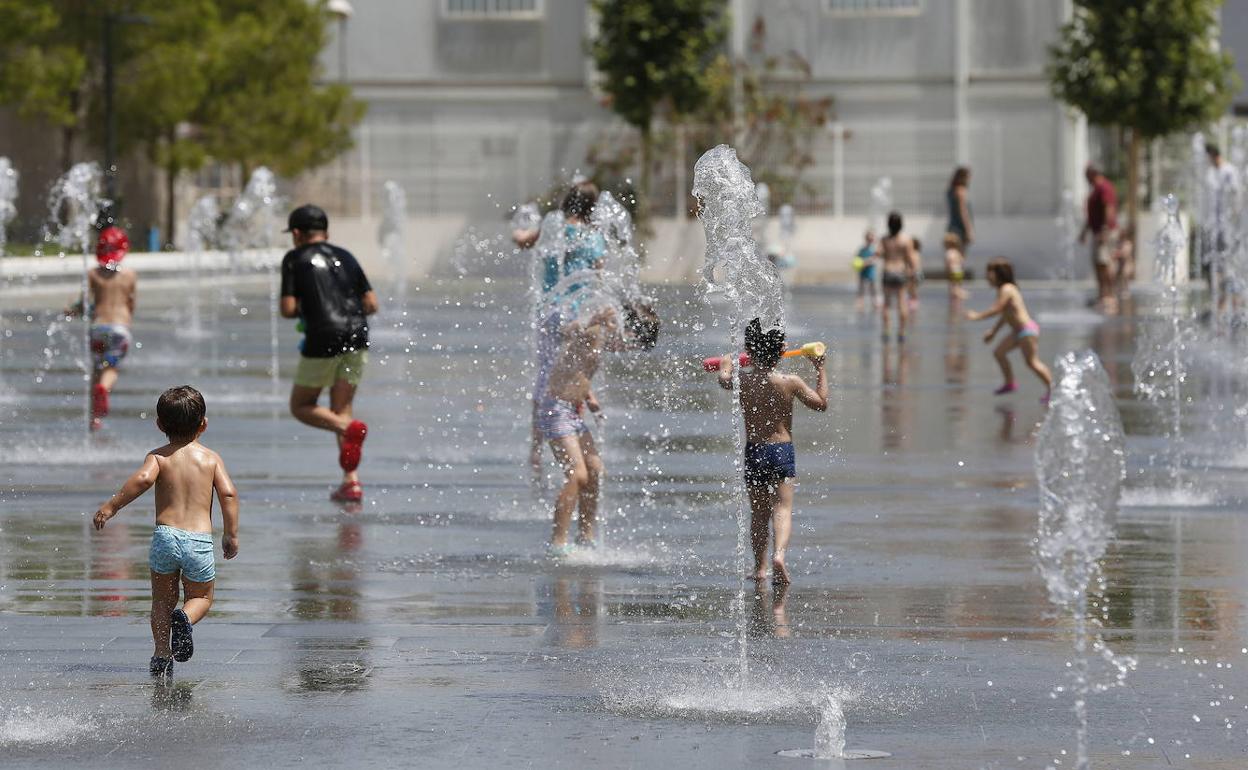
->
<box><xmin>702</xmin><ymin>342</ymin><xmax>826</xmax><ymax>372</ymax></box>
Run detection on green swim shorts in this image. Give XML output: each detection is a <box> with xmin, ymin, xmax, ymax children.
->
<box><xmin>293</xmin><ymin>350</ymin><xmax>368</xmax><ymax>389</ymax></box>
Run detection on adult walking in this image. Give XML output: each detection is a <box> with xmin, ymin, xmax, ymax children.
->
<box><xmin>279</xmin><ymin>204</ymin><xmax>378</xmax><ymax>503</ymax></box>
<box><xmin>1078</xmin><ymin>165</ymin><xmax>1119</xmax><ymax>314</ymax></box>
<box><xmin>1203</xmin><ymin>143</ymin><xmax>1242</xmax><ymax>323</ymax></box>
<box><xmin>945</xmin><ymin>166</ymin><xmax>974</xmax><ymax>253</ymax></box>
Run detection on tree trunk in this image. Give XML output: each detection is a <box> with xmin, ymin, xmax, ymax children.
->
<box><xmin>1126</xmin><ymin>128</ymin><xmax>1141</xmax><ymax>232</ymax></box>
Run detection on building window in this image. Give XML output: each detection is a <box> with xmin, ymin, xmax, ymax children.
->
<box><xmin>824</xmin><ymin>0</ymin><xmax>921</xmax><ymax>16</ymax></box>
<box><xmin>442</xmin><ymin>0</ymin><xmax>542</xmax><ymax>19</ymax></box>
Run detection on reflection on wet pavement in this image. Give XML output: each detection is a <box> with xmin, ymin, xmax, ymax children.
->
<box><xmin>2</xmin><ymin>282</ymin><xmax>1247</xmax><ymax>767</ymax></box>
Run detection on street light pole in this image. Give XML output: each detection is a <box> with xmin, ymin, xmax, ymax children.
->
<box><xmin>327</xmin><ymin>0</ymin><xmax>354</xmax><ymax>212</ymax></box>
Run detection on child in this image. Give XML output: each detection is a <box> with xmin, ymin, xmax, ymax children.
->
<box><xmin>540</xmin><ymin>302</ymin><xmax>658</xmax><ymax>555</ymax></box>
<box><xmin>68</xmin><ymin>226</ymin><xmax>137</xmax><ymax>431</ymax></box>
<box><xmin>907</xmin><ymin>237</ymin><xmax>924</xmax><ymax>312</ymax></box>
<box><xmin>879</xmin><ymin>211</ymin><xmax>917</xmax><ymax>342</ymax></box>
<box><xmin>853</xmin><ymin>230</ymin><xmax>878</xmax><ymax>311</ymax></box>
<box><xmin>716</xmin><ymin>319</ymin><xmax>827</xmax><ymax>585</ymax></box>
<box><xmin>965</xmin><ymin>258</ymin><xmax>1053</xmax><ymax>401</ymax></box>
<box><xmin>944</xmin><ymin>232</ymin><xmax>967</xmax><ymax>301</ymax></box>
<box><xmin>92</xmin><ymin>385</ymin><xmax>239</xmax><ymax>677</ymax></box>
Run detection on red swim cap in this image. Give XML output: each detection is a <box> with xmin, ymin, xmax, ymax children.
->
<box><xmin>96</xmin><ymin>226</ymin><xmax>130</xmax><ymax>268</ymax></box>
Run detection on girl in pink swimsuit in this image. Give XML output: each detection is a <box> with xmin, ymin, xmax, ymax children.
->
<box><xmin>965</xmin><ymin>258</ymin><xmax>1053</xmax><ymax>403</ymax></box>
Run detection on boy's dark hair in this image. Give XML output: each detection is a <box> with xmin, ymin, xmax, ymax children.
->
<box><xmin>887</xmin><ymin>211</ymin><xmax>903</xmax><ymax>237</ymax></box>
<box><xmin>157</xmin><ymin>385</ymin><xmax>206</xmax><ymax>440</ymax></box>
<box><xmin>986</xmin><ymin>257</ymin><xmax>1015</xmax><ymax>286</ymax></box>
<box><xmin>561</xmin><ymin>181</ymin><xmax>599</xmax><ymax>220</ymax></box>
<box><xmin>744</xmin><ymin>318</ymin><xmax>785</xmax><ymax>370</ymax></box>
<box><xmin>623</xmin><ymin>301</ymin><xmax>660</xmax><ymax>350</ymax></box>
<box><xmin>1206</xmin><ymin>143</ymin><xmax>1221</xmax><ymax>159</ymax></box>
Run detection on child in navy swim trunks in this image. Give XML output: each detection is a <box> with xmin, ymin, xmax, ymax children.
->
<box><xmin>716</xmin><ymin>319</ymin><xmax>827</xmax><ymax>585</ymax></box>
<box><xmin>93</xmin><ymin>386</ymin><xmax>240</xmax><ymax>677</ymax></box>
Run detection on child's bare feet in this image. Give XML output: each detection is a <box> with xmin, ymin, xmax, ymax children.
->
<box><xmin>772</xmin><ymin>555</ymin><xmax>791</xmax><ymax>586</ymax></box>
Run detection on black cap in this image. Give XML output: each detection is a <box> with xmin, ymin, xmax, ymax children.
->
<box><xmin>285</xmin><ymin>204</ymin><xmax>328</xmax><ymax>233</ymax></box>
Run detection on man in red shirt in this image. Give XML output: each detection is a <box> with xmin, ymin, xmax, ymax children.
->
<box><xmin>1078</xmin><ymin>165</ymin><xmax>1119</xmax><ymax>313</ymax></box>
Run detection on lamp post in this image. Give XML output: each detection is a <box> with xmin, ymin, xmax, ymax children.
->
<box><xmin>327</xmin><ymin>0</ymin><xmax>354</xmax><ymax>212</ymax></box>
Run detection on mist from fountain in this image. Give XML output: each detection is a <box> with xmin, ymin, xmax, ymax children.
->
<box><xmin>1130</xmin><ymin>195</ymin><xmax>1193</xmax><ymax>499</ymax></box>
<box><xmin>42</xmin><ymin>163</ymin><xmax>105</xmax><ymax>436</ymax></box>
<box><xmin>221</xmin><ymin>168</ymin><xmax>281</xmax><ymax>395</ymax></box>
<box><xmin>185</xmin><ymin>195</ymin><xmax>220</xmax><ymax>340</ymax></box>
<box><xmin>0</xmin><ymin>158</ymin><xmax>16</xmax><ymax>258</ymax></box>
<box><xmin>379</xmin><ymin>181</ymin><xmax>409</xmax><ymax>308</ymax></box>
<box><xmin>1035</xmin><ymin>350</ymin><xmax>1135</xmax><ymax>770</ymax></box>
<box><xmin>693</xmin><ymin>145</ymin><xmax>785</xmax><ymax>685</ymax></box>
<box><xmin>1057</xmin><ymin>188</ymin><xmax>1079</xmax><ymax>281</ymax></box>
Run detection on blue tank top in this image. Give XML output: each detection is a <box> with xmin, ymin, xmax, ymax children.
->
<box><xmin>541</xmin><ymin>224</ymin><xmax>606</xmax><ymax>292</ymax></box>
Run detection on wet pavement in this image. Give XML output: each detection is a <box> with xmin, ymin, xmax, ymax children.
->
<box><xmin>2</xmin><ymin>279</ymin><xmax>1247</xmax><ymax>768</ymax></box>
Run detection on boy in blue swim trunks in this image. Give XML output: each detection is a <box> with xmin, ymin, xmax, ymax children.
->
<box><xmin>93</xmin><ymin>385</ymin><xmax>240</xmax><ymax>677</ymax></box>
<box><xmin>716</xmin><ymin>319</ymin><xmax>827</xmax><ymax>584</ymax></box>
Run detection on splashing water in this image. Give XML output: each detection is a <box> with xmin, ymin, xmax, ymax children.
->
<box><xmin>814</xmin><ymin>694</ymin><xmax>847</xmax><ymax>759</ymax></box>
<box><xmin>1035</xmin><ymin>350</ymin><xmax>1135</xmax><ymax>770</ymax></box>
<box><xmin>379</xmin><ymin>180</ymin><xmax>409</xmax><ymax>304</ymax></box>
<box><xmin>693</xmin><ymin>145</ymin><xmax>785</xmax><ymax>685</ymax></box>
<box><xmin>1131</xmin><ymin>195</ymin><xmax>1191</xmax><ymax>493</ymax></box>
<box><xmin>869</xmin><ymin>176</ymin><xmax>892</xmax><ymax>235</ymax></box>
<box><xmin>185</xmin><ymin>195</ymin><xmax>220</xmax><ymax>339</ymax></box>
<box><xmin>222</xmin><ymin>168</ymin><xmax>282</xmax><ymax>394</ymax></box>
<box><xmin>43</xmin><ymin>162</ymin><xmax>106</xmax><ymax>436</ymax></box>
<box><xmin>0</xmin><ymin>157</ymin><xmax>17</xmax><ymax>257</ymax></box>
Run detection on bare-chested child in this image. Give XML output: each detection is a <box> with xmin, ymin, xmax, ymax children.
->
<box><xmin>92</xmin><ymin>385</ymin><xmax>239</xmax><ymax>677</ymax></box>
<box><xmin>66</xmin><ymin>226</ymin><xmax>137</xmax><ymax>431</ymax></box>
<box><xmin>716</xmin><ymin>319</ymin><xmax>827</xmax><ymax>585</ymax></box>
<box><xmin>965</xmin><ymin>257</ymin><xmax>1053</xmax><ymax>401</ymax></box>
<box><xmin>879</xmin><ymin>212</ymin><xmax>917</xmax><ymax>343</ymax></box>
<box><xmin>539</xmin><ymin>302</ymin><xmax>659</xmax><ymax>555</ymax></box>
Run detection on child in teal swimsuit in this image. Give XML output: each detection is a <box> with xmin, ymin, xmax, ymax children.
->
<box><xmin>854</xmin><ymin>230</ymin><xmax>878</xmax><ymax>311</ymax></box>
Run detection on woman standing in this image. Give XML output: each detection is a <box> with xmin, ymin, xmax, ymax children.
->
<box><xmin>945</xmin><ymin>166</ymin><xmax>974</xmax><ymax>257</ymax></box>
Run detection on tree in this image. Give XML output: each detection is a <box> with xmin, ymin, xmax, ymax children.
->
<box><xmin>1048</xmin><ymin>0</ymin><xmax>1239</xmax><ymax>227</ymax></box>
<box><xmin>195</xmin><ymin>1</ymin><xmax>364</xmax><ymax>179</ymax></box>
<box><xmin>0</xmin><ymin>0</ymin><xmax>365</xmax><ymax>242</ymax></box>
<box><xmin>589</xmin><ymin>0</ymin><xmax>727</xmax><ymax>222</ymax></box>
<box><xmin>0</xmin><ymin>1</ymin><xmax>98</xmax><ymax>170</ymax></box>
<box><xmin>690</xmin><ymin>18</ymin><xmax>832</xmax><ymax>210</ymax></box>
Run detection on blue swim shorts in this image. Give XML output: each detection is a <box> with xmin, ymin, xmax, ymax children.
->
<box><xmin>149</xmin><ymin>525</ymin><xmax>216</xmax><ymax>582</ymax></box>
<box><xmin>744</xmin><ymin>442</ymin><xmax>797</xmax><ymax>487</ymax></box>
<box><xmin>537</xmin><ymin>397</ymin><xmax>589</xmax><ymax>441</ymax></box>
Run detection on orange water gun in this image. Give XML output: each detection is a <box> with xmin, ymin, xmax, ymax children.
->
<box><xmin>702</xmin><ymin>342</ymin><xmax>826</xmax><ymax>372</ymax></box>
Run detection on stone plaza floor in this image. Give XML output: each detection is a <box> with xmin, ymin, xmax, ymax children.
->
<box><xmin>1</xmin><ymin>280</ymin><xmax>1247</xmax><ymax>768</ymax></box>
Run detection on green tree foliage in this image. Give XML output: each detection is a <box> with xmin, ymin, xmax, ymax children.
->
<box><xmin>1048</xmin><ymin>0</ymin><xmax>1239</xmax><ymax>224</ymax></box>
<box><xmin>589</xmin><ymin>0</ymin><xmax>727</xmax><ymax>219</ymax></box>
<box><xmin>0</xmin><ymin>0</ymin><xmax>364</xmax><ymax>240</ymax></box>
<box><xmin>691</xmin><ymin>19</ymin><xmax>832</xmax><ymax>210</ymax></box>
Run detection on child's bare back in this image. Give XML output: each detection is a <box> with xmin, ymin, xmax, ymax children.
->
<box><xmin>737</xmin><ymin>369</ymin><xmax>816</xmax><ymax>443</ymax></box>
<box><xmin>89</xmin><ymin>266</ymin><xmax>137</xmax><ymax>326</ymax></box>
<box><xmin>149</xmin><ymin>441</ymin><xmax>230</xmax><ymax>534</ymax></box>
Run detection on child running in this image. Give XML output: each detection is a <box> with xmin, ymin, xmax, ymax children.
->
<box><xmin>853</xmin><ymin>229</ymin><xmax>878</xmax><ymax>311</ymax></box>
<box><xmin>879</xmin><ymin>211</ymin><xmax>917</xmax><ymax>342</ymax></box>
<box><xmin>67</xmin><ymin>226</ymin><xmax>137</xmax><ymax>431</ymax></box>
<box><xmin>540</xmin><ymin>302</ymin><xmax>658</xmax><ymax>555</ymax></box>
<box><xmin>92</xmin><ymin>385</ymin><xmax>239</xmax><ymax>677</ymax></box>
<box><xmin>716</xmin><ymin>319</ymin><xmax>827</xmax><ymax>585</ymax></box>
<box><xmin>965</xmin><ymin>257</ymin><xmax>1053</xmax><ymax>401</ymax></box>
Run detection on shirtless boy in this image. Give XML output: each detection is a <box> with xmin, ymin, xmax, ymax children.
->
<box><xmin>879</xmin><ymin>212</ymin><xmax>918</xmax><ymax>342</ymax></box>
<box><xmin>93</xmin><ymin>386</ymin><xmax>239</xmax><ymax>677</ymax></box>
<box><xmin>539</xmin><ymin>302</ymin><xmax>658</xmax><ymax>555</ymax></box>
<box><xmin>716</xmin><ymin>319</ymin><xmax>827</xmax><ymax>585</ymax></box>
<box><xmin>965</xmin><ymin>257</ymin><xmax>1053</xmax><ymax>401</ymax></box>
<box><xmin>71</xmin><ymin>226</ymin><xmax>137</xmax><ymax>430</ymax></box>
